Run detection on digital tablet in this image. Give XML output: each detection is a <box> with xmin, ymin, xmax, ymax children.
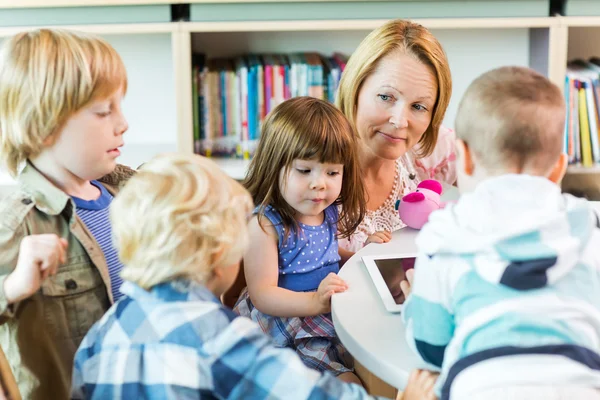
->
<box><xmin>362</xmin><ymin>253</ymin><xmax>417</xmax><ymax>313</ymax></box>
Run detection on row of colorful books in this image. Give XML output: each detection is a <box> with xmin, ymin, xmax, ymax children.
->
<box><xmin>192</xmin><ymin>52</ymin><xmax>348</xmax><ymax>158</ymax></box>
<box><xmin>565</xmin><ymin>59</ymin><xmax>600</xmax><ymax>167</ymax></box>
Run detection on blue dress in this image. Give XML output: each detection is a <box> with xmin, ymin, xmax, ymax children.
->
<box><xmin>234</xmin><ymin>204</ymin><xmax>353</xmax><ymax>375</ymax></box>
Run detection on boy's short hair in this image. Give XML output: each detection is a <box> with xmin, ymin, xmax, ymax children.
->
<box><xmin>110</xmin><ymin>153</ymin><xmax>253</xmax><ymax>290</ymax></box>
<box><xmin>0</xmin><ymin>28</ymin><xmax>127</xmax><ymax>176</ymax></box>
<box><xmin>455</xmin><ymin>66</ymin><xmax>565</xmax><ymax>174</ymax></box>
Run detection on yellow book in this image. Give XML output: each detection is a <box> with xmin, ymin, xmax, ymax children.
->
<box><xmin>579</xmin><ymin>83</ymin><xmax>594</xmax><ymax>167</ymax></box>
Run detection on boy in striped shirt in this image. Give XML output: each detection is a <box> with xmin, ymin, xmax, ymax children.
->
<box><xmin>402</xmin><ymin>66</ymin><xmax>600</xmax><ymax>400</ymax></box>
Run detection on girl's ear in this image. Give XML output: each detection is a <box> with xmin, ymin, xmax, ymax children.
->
<box><xmin>547</xmin><ymin>153</ymin><xmax>568</xmax><ymax>184</ymax></box>
<box><xmin>456</xmin><ymin>139</ymin><xmax>475</xmax><ymax>177</ymax></box>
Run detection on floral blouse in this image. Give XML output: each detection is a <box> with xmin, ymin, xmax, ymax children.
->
<box><xmin>339</xmin><ymin>126</ymin><xmax>457</xmax><ymax>253</ymax></box>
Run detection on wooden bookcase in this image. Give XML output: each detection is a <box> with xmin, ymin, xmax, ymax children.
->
<box><xmin>0</xmin><ymin>1</ymin><xmax>597</xmax><ymax>197</ymax></box>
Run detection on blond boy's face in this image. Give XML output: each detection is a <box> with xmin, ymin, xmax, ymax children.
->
<box><xmin>46</xmin><ymin>87</ymin><xmax>128</xmax><ymax>181</ymax></box>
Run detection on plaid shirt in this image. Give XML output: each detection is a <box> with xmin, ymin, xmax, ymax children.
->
<box><xmin>72</xmin><ymin>279</ymin><xmax>382</xmax><ymax>399</ymax></box>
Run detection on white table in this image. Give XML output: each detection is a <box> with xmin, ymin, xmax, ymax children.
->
<box><xmin>331</xmin><ymin>227</ymin><xmax>424</xmax><ymax>390</ymax></box>
<box><xmin>332</xmin><ymin>200</ymin><xmax>600</xmax><ymax>391</ymax></box>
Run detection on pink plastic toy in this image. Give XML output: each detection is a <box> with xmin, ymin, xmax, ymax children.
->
<box><xmin>394</xmin><ymin>179</ymin><xmax>444</xmax><ymax>229</ymax></box>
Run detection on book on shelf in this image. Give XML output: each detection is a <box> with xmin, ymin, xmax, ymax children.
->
<box><xmin>565</xmin><ymin>59</ymin><xmax>600</xmax><ymax>169</ymax></box>
<box><xmin>192</xmin><ymin>52</ymin><xmax>348</xmax><ymax>160</ymax></box>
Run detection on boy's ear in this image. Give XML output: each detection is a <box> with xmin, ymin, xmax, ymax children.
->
<box><xmin>42</xmin><ymin>131</ymin><xmax>60</xmax><ymax>147</ymax></box>
<box><xmin>211</xmin><ymin>264</ymin><xmax>223</xmax><ymax>279</ymax></box>
<box><xmin>456</xmin><ymin>139</ymin><xmax>475</xmax><ymax>177</ymax></box>
<box><xmin>547</xmin><ymin>153</ymin><xmax>568</xmax><ymax>184</ymax></box>
<box><xmin>42</xmin><ymin>135</ymin><xmax>54</xmax><ymax>147</ymax></box>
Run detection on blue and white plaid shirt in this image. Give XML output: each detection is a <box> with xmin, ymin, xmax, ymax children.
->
<box><xmin>72</xmin><ymin>279</ymin><xmax>380</xmax><ymax>399</ymax></box>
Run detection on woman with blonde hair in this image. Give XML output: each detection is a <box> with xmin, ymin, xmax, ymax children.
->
<box><xmin>336</xmin><ymin>19</ymin><xmax>456</xmax><ymax>254</ymax></box>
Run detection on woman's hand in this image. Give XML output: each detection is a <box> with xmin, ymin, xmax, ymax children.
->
<box><xmin>365</xmin><ymin>230</ymin><xmax>392</xmax><ymax>245</ymax></box>
<box><xmin>312</xmin><ymin>273</ymin><xmax>348</xmax><ymax>314</ymax></box>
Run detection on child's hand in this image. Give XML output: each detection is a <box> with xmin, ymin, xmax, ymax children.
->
<box><xmin>365</xmin><ymin>230</ymin><xmax>391</xmax><ymax>245</ymax></box>
<box><xmin>4</xmin><ymin>234</ymin><xmax>68</xmax><ymax>304</ymax></box>
<box><xmin>312</xmin><ymin>273</ymin><xmax>348</xmax><ymax>314</ymax></box>
<box><xmin>398</xmin><ymin>369</ymin><xmax>439</xmax><ymax>400</ymax></box>
<box><xmin>400</xmin><ymin>268</ymin><xmax>414</xmax><ymax>299</ymax></box>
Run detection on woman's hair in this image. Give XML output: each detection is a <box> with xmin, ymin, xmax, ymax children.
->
<box><xmin>336</xmin><ymin>19</ymin><xmax>452</xmax><ymax>158</ymax></box>
<box><xmin>111</xmin><ymin>153</ymin><xmax>253</xmax><ymax>290</ymax></box>
<box><xmin>244</xmin><ymin>96</ymin><xmax>366</xmax><ymax>238</ymax></box>
<box><xmin>0</xmin><ymin>28</ymin><xmax>127</xmax><ymax>176</ymax></box>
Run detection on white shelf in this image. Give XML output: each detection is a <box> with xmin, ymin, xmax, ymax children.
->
<box><xmin>183</xmin><ymin>17</ymin><xmax>556</xmax><ymax>33</ymax></box>
<box><xmin>0</xmin><ymin>23</ymin><xmax>174</xmax><ymax>37</ymax></box>
<box><xmin>561</xmin><ymin>16</ymin><xmax>600</xmax><ymax>27</ymax></box>
<box><xmin>210</xmin><ymin>158</ymin><xmax>251</xmax><ymax>181</ymax></box>
<box><xmin>0</xmin><ymin>0</ymin><xmax>176</xmax><ymax>8</ymax></box>
<box><xmin>567</xmin><ymin>165</ymin><xmax>600</xmax><ymax>174</ymax></box>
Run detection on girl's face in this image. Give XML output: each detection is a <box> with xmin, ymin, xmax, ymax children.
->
<box><xmin>279</xmin><ymin>159</ymin><xmax>344</xmax><ymax>225</ymax></box>
<box><xmin>355</xmin><ymin>51</ymin><xmax>438</xmax><ymax>160</ymax></box>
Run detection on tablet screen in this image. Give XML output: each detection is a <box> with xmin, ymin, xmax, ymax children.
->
<box><xmin>372</xmin><ymin>257</ymin><xmax>415</xmax><ymax>305</ymax></box>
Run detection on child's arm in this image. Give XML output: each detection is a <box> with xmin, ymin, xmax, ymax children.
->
<box><xmin>245</xmin><ymin>217</ymin><xmax>347</xmax><ymax>318</ymax></box>
<box><xmin>401</xmin><ymin>254</ymin><xmax>455</xmax><ymax>369</ymax></box>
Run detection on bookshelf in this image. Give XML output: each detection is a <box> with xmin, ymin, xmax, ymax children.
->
<box><xmin>184</xmin><ymin>16</ymin><xmax>559</xmax><ymax>176</ymax></box>
<box><xmin>0</xmin><ymin>1</ymin><xmax>598</xmax><ymax>199</ymax></box>
<box><xmin>557</xmin><ymin>14</ymin><xmax>600</xmax><ymax>199</ymax></box>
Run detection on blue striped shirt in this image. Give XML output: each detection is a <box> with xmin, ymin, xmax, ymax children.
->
<box><xmin>72</xmin><ymin>181</ymin><xmax>124</xmax><ymax>302</ymax></box>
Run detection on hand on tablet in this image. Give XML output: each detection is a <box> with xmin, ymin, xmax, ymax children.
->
<box><xmin>313</xmin><ymin>273</ymin><xmax>348</xmax><ymax>313</ymax></box>
<box><xmin>365</xmin><ymin>230</ymin><xmax>392</xmax><ymax>245</ymax></box>
<box><xmin>400</xmin><ymin>268</ymin><xmax>414</xmax><ymax>299</ymax></box>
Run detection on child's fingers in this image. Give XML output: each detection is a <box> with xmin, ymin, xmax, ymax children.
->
<box><xmin>330</xmin><ymin>275</ymin><xmax>348</xmax><ymax>287</ymax></box>
<box><xmin>415</xmin><ymin>370</ymin><xmax>437</xmax><ymax>391</ymax></box>
<box><xmin>324</xmin><ymin>273</ymin><xmax>347</xmax><ymax>287</ymax></box>
<box><xmin>400</xmin><ymin>280</ymin><xmax>411</xmax><ymax>297</ymax></box>
<box><xmin>59</xmin><ymin>238</ymin><xmax>68</xmax><ymax>264</ymax></box>
<box><xmin>328</xmin><ymin>284</ymin><xmax>348</xmax><ymax>293</ymax></box>
<box><xmin>406</xmin><ymin>268</ymin><xmax>415</xmax><ymax>285</ymax></box>
<box><xmin>323</xmin><ymin>290</ymin><xmax>336</xmax><ymax>301</ymax></box>
<box><xmin>420</xmin><ymin>372</ymin><xmax>437</xmax><ymax>393</ymax></box>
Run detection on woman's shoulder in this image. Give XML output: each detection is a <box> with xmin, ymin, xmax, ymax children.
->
<box><xmin>413</xmin><ymin>125</ymin><xmax>457</xmax><ymax>184</ymax></box>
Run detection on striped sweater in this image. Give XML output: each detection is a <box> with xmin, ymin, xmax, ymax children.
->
<box><xmin>402</xmin><ymin>174</ymin><xmax>600</xmax><ymax>399</ymax></box>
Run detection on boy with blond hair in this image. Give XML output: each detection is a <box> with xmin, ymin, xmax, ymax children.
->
<box><xmin>402</xmin><ymin>66</ymin><xmax>600</xmax><ymax>399</ymax></box>
<box><xmin>0</xmin><ymin>29</ymin><xmax>132</xmax><ymax>399</ymax></box>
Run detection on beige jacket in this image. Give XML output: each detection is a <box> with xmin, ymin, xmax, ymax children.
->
<box><xmin>0</xmin><ymin>163</ymin><xmax>134</xmax><ymax>400</ymax></box>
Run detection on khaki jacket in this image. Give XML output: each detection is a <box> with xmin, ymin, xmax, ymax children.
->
<box><xmin>0</xmin><ymin>163</ymin><xmax>134</xmax><ymax>400</ymax></box>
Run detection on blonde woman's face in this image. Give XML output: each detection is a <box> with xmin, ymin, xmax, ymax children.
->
<box><xmin>355</xmin><ymin>51</ymin><xmax>437</xmax><ymax>160</ymax></box>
